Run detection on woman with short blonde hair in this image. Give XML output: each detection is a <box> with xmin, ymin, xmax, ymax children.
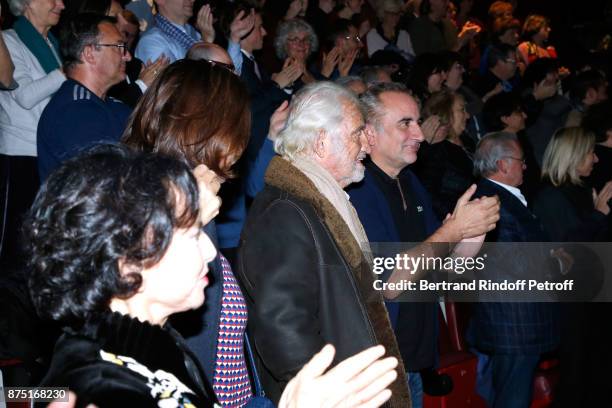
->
<box><xmin>541</xmin><ymin>127</ymin><xmax>597</xmax><ymax>187</ymax></box>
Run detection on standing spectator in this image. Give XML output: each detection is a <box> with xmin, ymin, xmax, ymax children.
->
<box><xmin>469</xmin><ymin>132</ymin><xmax>561</xmax><ymax>408</ymax></box>
<box><xmin>366</xmin><ymin>0</ymin><xmax>414</xmax><ymax>62</ymax></box>
<box><xmin>517</xmin><ymin>14</ymin><xmax>555</xmax><ymax>67</ymax></box>
<box><xmin>273</xmin><ymin>18</ymin><xmax>319</xmax><ymax>87</ymax></box>
<box><xmin>416</xmin><ymin>90</ymin><xmax>476</xmax><ymax>219</ymax></box>
<box><xmin>0</xmin><ymin>0</ymin><xmax>66</xmax><ymax>263</ymax></box>
<box><xmin>533</xmin><ymin>127</ymin><xmax>612</xmax><ymax>408</ymax></box>
<box><xmin>0</xmin><ymin>2</ymin><xmax>15</xmax><ymax>88</ymax></box>
<box><xmin>135</xmin><ymin>0</ymin><xmax>214</xmax><ymax>62</ymax></box>
<box><xmin>37</xmin><ymin>14</ymin><xmax>132</xmax><ymax>181</ymax></box>
<box><xmin>409</xmin><ymin>0</ymin><xmax>480</xmax><ymax>55</ymax></box>
<box><xmin>582</xmin><ymin>100</ymin><xmax>612</xmax><ymax>191</ymax></box>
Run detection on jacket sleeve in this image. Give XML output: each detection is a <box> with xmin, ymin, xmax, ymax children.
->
<box><xmin>238</xmin><ymin>199</ymin><xmax>325</xmax><ymax>383</ymax></box>
<box><xmin>4</xmin><ymin>32</ymin><xmax>65</xmax><ymax>109</ymax></box>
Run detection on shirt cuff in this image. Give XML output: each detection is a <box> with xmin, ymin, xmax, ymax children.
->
<box><xmin>135</xmin><ymin>79</ymin><xmax>148</xmax><ymax>94</ymax></box>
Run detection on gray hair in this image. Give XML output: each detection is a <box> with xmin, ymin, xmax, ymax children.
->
<box><xmin>335</xmin><ymin>75</ymin><xmax>363</xmax><ymax>87</ymax></box>
<box><xmin>360</xmin><ymin>82</ymin><xmax>412</xmax><ymax>131</ymax></box>
<box><xmin>8</xmin><ymin>0</ymin><xmax>30</xmax><ymax>16</ymax></box>
<box><xmin>274</xmin><ymin>19</ymin><xmax>319</xmax><ymax>60</ymax></box>
<box><xmin>275</xmin><ymin>81</ymin><xmax>363</xmax><ymax>160</ymax></box>
<box><xmin>473</xmin><ymin>131</ymin><xmax>519</xmax><ymax>177</ymax></box>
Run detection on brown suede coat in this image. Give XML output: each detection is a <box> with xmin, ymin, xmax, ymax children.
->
<box><xmin>265</xmin><ymin>156</ymin><xmax>411</xmax><ymax>408</ymax></box>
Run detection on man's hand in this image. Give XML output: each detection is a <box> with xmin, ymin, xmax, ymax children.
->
<box><xmin>278</xmin><ymin>345</ymin><xmax>397</xmax><ymax>408</ymax></box>
<box><xmin>196</xmin><ymin>4</ymin><xmax>215</xmax><ymax>43</ymax></box>
<box><xmin>269</xmin><ymin>100</ymin><xmax>290</xmax><ymax>141</ymax></box>
<box><xmin>138</xmin><ymin>56</ymin><xmax>170</xmax><ymax>86</ymax></box>
<box><xmin>193</xmin><ymin>164</ymin><xmax>222</xmax><ymax>226</ymax></box>
<box><xmin>532</xmin><ymin>77</ymin><xmax>558</xmax><ymax>101</ymax></box>
<box><xmin>285</xmin><ymin>0</ymin><xmax>303</xmax><ymax>20</ymax></box>
<box><xmin>230</xmin><ymin>9</ymin><xmax>255</xmax><ymax>44</ymax></box>
<box><xmin>444</xmin><ymin>184</ymin><xmax>500</xmax><ymax>241</ymax></box>
<box><xmin>272</xmin><ymin>58</ymin><xmax>303</xmax><ymax>88</ymax></box>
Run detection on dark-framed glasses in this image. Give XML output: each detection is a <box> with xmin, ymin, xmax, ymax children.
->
<box><xmin>95</xmin><ymin>42</ymin><xmax>129</xmax><ymax>55</ymax></box>
<box><xmin>206</xmin><ymin>59</ymin><xmax>237</xmax><ymax>75</ymax></box>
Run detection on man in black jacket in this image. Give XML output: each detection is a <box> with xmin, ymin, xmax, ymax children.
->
<box><xmin>237</xmin><ymin>81</ymin><xmax>500</xmax><ymax>406</ymax></box>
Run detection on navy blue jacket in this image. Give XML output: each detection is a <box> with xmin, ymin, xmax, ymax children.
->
<box><xmin>348</xmin><ymin>165</ymin><xmax>441</xmax><ymax>370</ymax></box>
<box><xmin>467</xmin><ymin>179</ymin><xmax>559</xmax><ymax>354</ymax></box>
<box><xmin>37</xmin><ymin>79</ymin><xmax>132</xmax><ymax>181</ymax></box>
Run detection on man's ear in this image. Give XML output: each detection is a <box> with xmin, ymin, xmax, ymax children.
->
<box><xmin>313</xmin><ymin>130</ymin><xmax>328</xmax><ymax>158</ymax></box>
<box><xmin>81</xmin><ymin>44</ymin><xmax>97</xmax><ymax>65</ymax></box>
<box><xmin>365</xmin><ymin>123</ymin><xmax>377</xmax><ymax>147</ymax></box>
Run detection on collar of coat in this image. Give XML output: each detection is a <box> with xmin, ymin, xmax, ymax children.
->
<box><xmin>265</xmin><ymin>156</ymin><xmax>412</xmax><ymax>408</ymax></box>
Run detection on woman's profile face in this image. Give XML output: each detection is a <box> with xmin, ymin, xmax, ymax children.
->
<box><xmin>576</xmin><ymin>149</ymin><xmax>599</xmax><ymax>177</ymax></box>
<box><xmin>451</xmin><ymin>96</ymin><xmax>469</xmax><ymax>136</ymax></box>
<box><xmin>427</xmin><ymin>70</ymin><xmax>445</xmax><ymax>93</ymax></box>
<box><xmin>137</xmin><ymin>224</ymin><xmax>217</xmax><ymax>319</ymax></box>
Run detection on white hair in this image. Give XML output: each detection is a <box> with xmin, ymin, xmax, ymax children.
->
<box><xmin>274</xmin><ymin>81</ymin><xmax>363</xmax><ymax>160</ymax></box>
<box><xmin>8</xmin><ymin>0</ymin><xmax>30</xmax><ymax>16</ymax></box>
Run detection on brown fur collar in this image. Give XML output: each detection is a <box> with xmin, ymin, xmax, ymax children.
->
<box><xmin>265</xmin><ymin>156</ymin><xmax>412</xmax><ymax>408</ymax></box>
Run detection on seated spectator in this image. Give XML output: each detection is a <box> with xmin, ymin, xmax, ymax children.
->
<box><xmin>406</xmin><ymin>52</ymin><xmax>446</xmax><ymax>105</ymax></box>
<box><xmin>37</xmin><ymin>14</ymin><xmax>132</xmax><ymax>181</ymax></box>
<box><xmin>565</xmin><ymin>69</ymin><xmax>608</xmax><ymax>127</ymax></box>
<box><xmin>517</xmin><ymin>14</ymin><xmax>556</xmax><ymax>67</ymax></box>
<box><xmin>320</xmin><ymin>19</ymin><xmax>363</xmax><ymax>79</ymax></box>
<box><xmin>415</xmin><ymin>90</ymin><xmax>476</xmax><ymax>219</ymax></box>
<box><xmin>29</xmin><ymin>145</ymin><xmax>399</xmax><ymax>408</ymax></box>
<box><xmin>135</xmin><ymin>0</ymin><xmax>215</xmax><ymax>63</ymax></box>
<box><xmin>0</xmin><ymin>0</ymin><xmax>67</xmax><ymax>263</ymax></box>
<box><xmin>274</xmin><ymin>18</ymin><xmax>319</xmax><ymax>87</ymax></box>
<box><xmin>582</xmin><ymin>100</ymin><xmax>612</xmax><ymax>191</ymax></box>
<box><xmin>305</xmin><ymin>0</ymin><xmax>336</xmax><ymax>42</ymax></box>
<box><xmin>366</xmin><ymin>0</ymin><xmax>414</xmax><ymax>62</ymax></box>
<box><xmin>409</xmin><ymin>0</ymin><xmax>480</xmax><ymax>55</ymax></box>
<box><xmin>473</xmin><ymin>43</ymin><xmax>519</xmax><ymax>101</ymax></box>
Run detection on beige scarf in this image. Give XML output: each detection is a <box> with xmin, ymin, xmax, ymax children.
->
<box><xmin>290</xmin><ymin>156</ymin><xmax>372</xmax><ymax>262</ymax></box>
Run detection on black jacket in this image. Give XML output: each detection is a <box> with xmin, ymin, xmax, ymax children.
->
<box><xmin>38</xmin><ymin>312</ymin><xmax>217</xmax><ymax>407</ymax></box>
<box><xmin>236</xmin><ymin>157</ymin><xmax>411</xmax><ymax>407</ymax></box>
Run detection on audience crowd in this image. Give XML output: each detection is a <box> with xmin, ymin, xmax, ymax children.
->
<box><xmin>1</xmin><ymin>0</ymin><xmax>611</xmax><ymax>407</ymax></box>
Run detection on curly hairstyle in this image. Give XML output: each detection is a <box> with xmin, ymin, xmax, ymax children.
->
<box><xmin>26</xmin><ymin>145</ymin><xmax>200</xmax><ymax>327</ymax></box>
<box><xmin>274</xmin><ymin>19</ymin><xmax>319</xmax><ymax>60</ymax></box>
<box><xmin>122</xmin><ymin>59</ymin><xmax>250</xmax><ymax>180</ymax></box>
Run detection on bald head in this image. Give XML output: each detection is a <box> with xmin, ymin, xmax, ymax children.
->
<box><xmin>187</xmin><ymin>42</ymin><xmax>233</xmax><ymax>66</ymax></box>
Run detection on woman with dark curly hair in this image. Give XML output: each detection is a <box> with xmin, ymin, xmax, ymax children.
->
<box><xmin>28</xmin><ymin>145</ymin><xmax>399</xmax><ymax>408</ymax></box>
<box><xmin>29</xmin><ymin>145</ymin><xmax>219</xmax><ymax>406</ymax></box>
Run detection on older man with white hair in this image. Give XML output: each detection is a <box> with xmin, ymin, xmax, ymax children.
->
<box><xmin>237</xmin><ymin>81</ymin><xmax>500</xmax><ymax>407</ymax></box>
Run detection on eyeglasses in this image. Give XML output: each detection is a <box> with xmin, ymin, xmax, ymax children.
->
<box><xmin>206</xmin><ymin>59</ymin><xmax>236</xmax><ymax>75</ymax></box>
<box><xmin>287</xmin><ymin>37</ymin><xmax>310</xmax><ymax>45</ymax></box>
<box><xmin>344</xmin><ymin>35</ymin><xmax>362</xmax><ymax>43</ymax></box>
<box><xmin>504</xmin><ymin>58</ymin><xmax>517</xmax><ymax>65</ymax></box>
<box><xmin>95</xmin><ymin>42</ymin><xmax>129</xmax><ymax>55</ymax></box>
<box><xmin>503</xmin><ymin>156</ymin><xmax>526</xmax><ymax>165</ymax></box>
